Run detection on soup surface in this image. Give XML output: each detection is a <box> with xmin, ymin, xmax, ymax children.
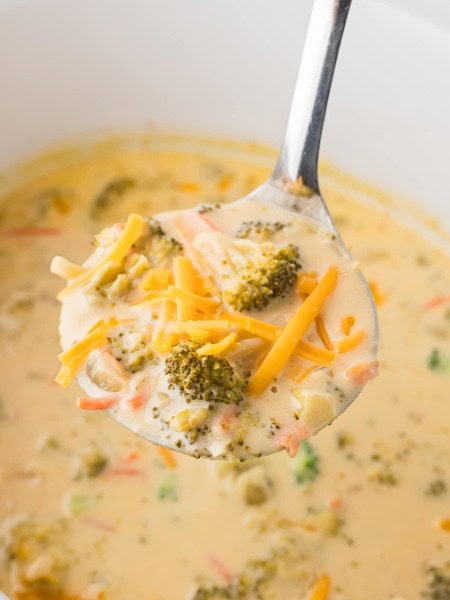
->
<box><xmin>0</xmin><ymin>136</ymin><xmax>449</xmax><ymax>600</ymax></box>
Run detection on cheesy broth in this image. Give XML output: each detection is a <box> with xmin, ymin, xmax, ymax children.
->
<box><xmin>0</xmin><ymin>136</ymin><xmax>449</xmax><ymax>600</ymax></box>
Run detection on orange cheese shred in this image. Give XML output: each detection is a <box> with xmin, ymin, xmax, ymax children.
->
<box><xmin>173</xmin><ymin>256</ymin><xmax>197</xmax><ymax>321</ymax></box>
<box><xmin>315</xmin><ymin>315</ymin><xmax>334</xmax><ymax>351</ymax></box>
<box><xmin>336</xmin><ymin>329</ymin><xmax>366</xmax><ymax>353</ymax></box>
<box><xmin>248</xmin><ymin>266</ymin><xmax>339</xmax><ymax>396</ymax></box>
<box><xmin>140</xmin><ymin>269</ymin><xmax>172</xmax><ymax>291</ymax></box>
<box><xmin>57</xmin><ymin>213</ymin><xmax>147</xmax><ymax>299</ymax></box>
<box><xmin>220</xmin><ymin>311</ymin><xmax>335</xmax><ymax>366</ymax></box>
<box><xmin>309</xmin><ymin>574</ymin><xmax>331</xmax><ymax>600</ymax></box>
<box><xmin>369</xmin><ymin>280</ymin><xmax>387</xmax><ymax>307</ymax></box>
<box><xmin>340</xmin><ymin>315</ymin><xmax>356</xmax><ymax>336</ymax></box>
<box><xmin>197</xmin><ymin>333</ymin><xmax>237</xmax><ymax>356</ymax></box>
<box><xmin>156</xmin><ymin>446</ymin><xmax>178</xmax><ymax>469</ymax></box>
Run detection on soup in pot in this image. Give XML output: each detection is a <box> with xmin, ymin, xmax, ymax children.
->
<box><xmin>0</xmin><ymin>135</ymin><xmax>448</xmax><ymax>600</ymax></box>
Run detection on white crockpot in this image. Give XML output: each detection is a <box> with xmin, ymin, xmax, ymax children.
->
<box><xmin>0</xmin><ymin>0</ymin><xmax>449</xmax><ymax>230</ymax></box>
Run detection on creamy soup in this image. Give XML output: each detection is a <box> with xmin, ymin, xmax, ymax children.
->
<box><xmin>0</xmin><ymin>136</ymin><xmax>449</xmax><ymax>600</ymax></box>
<box><xmin>53</xmin><ymin>197</ymin><xmax>377</xmax><ymax>460</ymax></box>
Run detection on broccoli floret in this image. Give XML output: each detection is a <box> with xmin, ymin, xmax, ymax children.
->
<box><xmin>70</xmin><ymin>444</ymin><xmax>109</xmax><ymax>480</ymax></box>
<box><xmin>422</xmin><ymin>564</ymin><xmax>450</xmax><ymax>599</ymax></box>
<box><xmin>426</xmin><ymin>479</ymin><xmax>447</xmax><ymax>496</ymax></box>
<box><xmin>91</xmin><ymin>178</ymin><xmax>136</xmax><ymax>219</ymax></box>
<box><xmin>226</xmin><ymin>244</ymin><xmax>300</xmax><ymax>312</ymax></box>
<box><xmin>427</xmin><ymin>348</ymin><xmax>450</xmax><ymax>374</ymax></box>
<box><xmin>236</xmin><ymin>221</ymin><xmax>287</xmax><ymax>242</ymax></box>
<box><xmin>190</xmin><ymin>556</ymin><xmax>278</xmax><ymax>600</ymax></box>
<box><xmin>165</xmin><ymin>341</ymin><xmax>248</xmax><ymax>406</ymax></box>
<box><xmin>136</xmin><ymin>218</ymin><xmax>182</xmax><ymax>268</ymax></box>
<box><xmin>156</xmin><ymin>474</ymin><xmax>179</xmax><ymax>501</ymax></box>
<box><xmin>108</xmin><ymin>327</ymin><xmax>156</xmax><ymax>373</ymax></box>
<box><xmin>291</xmin><ymin>440</ymin><xmax>320</xmax><ymax>485</ymax></box>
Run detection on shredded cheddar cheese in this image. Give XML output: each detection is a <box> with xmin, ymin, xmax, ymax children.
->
<box><xmin>57</xmin><ymin>213</ymin><xmax>147</xmax><ymax>299</ymax></box>
<box><xmin>315</xmin><ymin>315</ymin><xmax>334</xmax><ymax>351</ymax></box>
<box><xmin>58</xmin><ymin>320</ymin><xmax>114</xmax><ymax>368</ymax></box>
<box><xmin>54</xmin><ymin>365</ymin><xmax>74</xmax><ymax>388</ymax></box>
<box><xmin>197</xmin><ymin>333</ymin><xmax>237</xmax><ymax>356</ymax></box>
<box><xmin>141</xmin><ymin>268</ymin><xmax>172</xmax><ymax>291</ymax></box>
<box><xmin>309</xmin><ymin>574</ymin><xmax>331</xmax><ymax>600</ymax></box>
<box><xmin>220</xmin><ymin>310</ymin><xmax>335</xmax><ymax>366</ymax></box>
<box><xmin>173</xmin><ymin>256</ymin><xmax>197</xmax><ymax>321</ymax></box>
<box><xmin>337</xmin><ymin>329</ymin><xmax>366</xmax><ymax>353</ymax></box>
<box><xmin>138</xmin><ymin>287</ymin><xmax>219</xmax><ymax>314</ymax></box>
<box><xmin>248</xmin><ymin>266</ymin><xmax>339</xmax><ymax>396</ymax></box>
<box><xmin>369</xmin><ymin>280</ymin><xmax>387</xmax><ymax>307</ymax></box>
<box><xmin>341</xmin><ymin>315</ymin><xmax>356</xmax><ymax>336</ymax></box>
<box><xmin>55</xmin><ymin>319</ymin><xmax>118</xmax><ymax>387</ymax></box>
<box><xmin>50</xmin><ymin>256</ymin><xmax>86</xmax><ymax>280</ymax></box>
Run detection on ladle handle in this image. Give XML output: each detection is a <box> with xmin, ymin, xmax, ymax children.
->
<box><xmin>272</xmin><ymin>0</ymin><xmax>352</xmax><ymax>194</ymax></box>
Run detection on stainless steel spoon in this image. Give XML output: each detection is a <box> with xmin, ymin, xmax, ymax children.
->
<box><xmin>251</xmin><ymin>0</ymin><xmax>355</xmax><ymax>233</ymax></box>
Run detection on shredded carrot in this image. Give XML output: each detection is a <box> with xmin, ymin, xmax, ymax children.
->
<box><xmin>248</xmin><ymin>267</ymin><xmax>339</xmax><ymax>396</ymax></box>
<box><xmin>77</xmin><ymin>397</ymin><xmax>118</xmax><ymax>410</ymax></box>
<box><xmin>172</xmin><ymin>211</ymin><xmax>217</xmax><ymax>242</ymax></box>
<box><xmin>197</xmin><ymin>332</ymin><xmax>237</xmax><ymax>356</ymax></box>
<box><xmin>424</xmin><ymin>294</ymin><xmax>450</xmax><ymax>310</ymax></box>
<box><xmin>156</xmin><ymin>446</ymin><xmax>178</xmax><ymax>469</ymax></box>
<box><xmin>439</xmin><ymin>519</ymin><xmax>450</xmax><ymax>532</ymax></box>
<box><xmin>171</xmin><ymin>212</ymin><xmax>219</xmax><ymax>275</ymax></box>
<box><xmin>209</xmin><ymin>554</ymin><xmax>233</xmax><ymax>583</ymax></box>
<box><xmin>5</xmin><ymin>226</ymin><xmax>61</xmax><ymax>237</ymax></box>
<box><xmin>124</xmin><ymin>450</ymin><xmax>140</xmax><ymax>464</ymax></box>
<box><xmin>106</xmin><ymin>466</ymin><xmax>142</xmax><ymax>477</ymax></box>
<box><xmin>336</xmin><ymin>329</ymin><xmax>366</xmax><ymax>353</ymax></box>
<box><xmin>173</xmin><ymin>256</ymin><xmax>197</xmax><ymax>321</ymax></box>
<box><xmin>309</xmin><ymin>574</ymin><xmax>331</xmax><ymax>600</ymax></box>
<box><xmin>346</xmin><ymin>360</ymin><xmax>379</xmax><ymax>385</ymax></box>
<box><xmin>127</xmin><ymin>395</ymin><xmax>147</xmax><ymax>410</ymax></box>
<box><xmin>315</xmin><ymin>315</ymin><xmax>334</xmax><ymax>351</ymax></box>
<box><xmin>368</xmin><ymin>280</ymin><xmax>387</xmax><ymax>307</ymax></box>
<box><xmin>341</xmin><ymin>315</ymin><xmax>356</xmax><ymax>336</ymax></box>
<box><xmin>82</xmin><ymin>517</ymin><xmax>116</xmax><ymax>532</ymax></box>
<box><xmin>276</xmin><ymin>421</ymin><xmax>310</xmax><ymax>457</ymax></box>
<box><xmin>329</xmin><ymin>497</ymin><xmax>342</xmax><ymax>510</ymax></box>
